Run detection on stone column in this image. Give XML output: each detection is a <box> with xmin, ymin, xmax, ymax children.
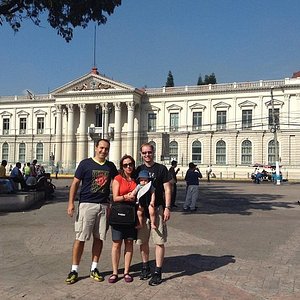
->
<box><xmin>101</xmin><ymin>103</ymin><xmax>109</xmax><ymax>139</ymax></box>
<box><xmin>111</xmin><ymin>102</ymin><xmax>122</xmax><ymax>163</ymax></box>
<box><xmin>66</xmin><ymin>104</ymin><xmax>75</xmax><ymax>171</ymax></box>
<box><xmin>126</xmin><ymin>101</ymin><xmax>135</xmax><ymax>155</ymax></box>
<box><xmin>54</xmin><ymin>104</ymin><xmax>62</xmax><ymax>165</ymax></box>
<box><xmin>78</xmin><ymin>104</ymin><xmax>87</xmax><ymax>162</ymax></box>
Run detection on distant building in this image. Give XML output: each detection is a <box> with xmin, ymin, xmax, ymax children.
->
<box><xmin>1</xmin><ymin>67</ymin><xmax>300</xmax><ymax>179</ymax></box>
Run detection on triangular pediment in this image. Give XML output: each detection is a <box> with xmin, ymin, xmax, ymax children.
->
<box><xmin>189</xmin><ymin>103</ymin><xmax>206</xmax><ymax>110</ymax></box>
<box><xmin>213</xmin><ymin>101</ymin><xmax>231</xmax><ymax>109</ymax></box>
<box><xmin>0</xmin><ymin>111</ymin><xmax>12</xmax><ymax>117</ymax></box>
<box><xmin>166</xmin><ymin>104</ymin><xmax>183</xmax><ymax>111</ymax></box>
<box><xmin>238</xmin><ymin>100</ymin><xmax>257</xmax><ymax>108</ymax></box>
<box><xmin>51</xmin><ymin>70</ymin><xmax>136</xmax><ymax>95</ymax></box>
<box><xmin>17</xmin><ymin>110</ymin><xmax>29</xmax><ymax>116</ymax></box>
<box><xmin>34</xmin><ymin>109</ymin><xmax>47</xmax><ymax>115</ymax></box>
<box><xmin>265</xmin><ymin>99</ymin><xmax>284</xmax><ymax>107</ymax></box>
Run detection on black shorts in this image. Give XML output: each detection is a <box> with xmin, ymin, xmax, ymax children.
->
<box><xmin>111</xmin><ymin>225</ymin><xmax>137</xmax><ymax>241</ymax></box>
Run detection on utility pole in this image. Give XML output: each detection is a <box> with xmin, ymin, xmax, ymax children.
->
<box><xmin>270</xmin><ymin>87</ymin><xmax>280</xmax><ymax>185</ymax></box>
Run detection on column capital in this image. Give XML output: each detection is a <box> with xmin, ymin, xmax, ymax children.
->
<box><xmin>113</xmin><ymin>101</ymin><xmax>122</xmax><ymax>111</ymax></box>
<box><xmin>79</xmin><ymin>103</ymin><xmax>86</xmax><ymax>112</ymax></box>
<box><xmin>126</xmin><ymin>101</ymin><xmax>135</xmax><ymax>111</ymax></box>
<box><xmin>66</xmin><ymin>103</ymin><xmax>74</xmax><ymax>112</ymax></box>
<box><xmin>101</xmin><ymin>102</ymin><xmax>110</xmax><ymax>112</ymax></box>
<box><xmin>55</xmin><ymin>104</ymin><xmax>63</xmax><ymax>112</ymax></box>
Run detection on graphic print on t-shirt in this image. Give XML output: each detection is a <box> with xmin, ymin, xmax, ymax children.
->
<box><xmin>91</xmin><ymin>169</ymin><xmax>109</xmax><ymax>193</ymax></box>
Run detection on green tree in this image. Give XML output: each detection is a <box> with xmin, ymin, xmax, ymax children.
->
<box><xmin>197</xmin><ymin>74</ymin><xmax>203</xmax><ymax>85</ymax></box>
<box><xmin>208</xmin><ymin>72</ymin><xmax>217</xmax><ymax>84</ymax></box>
<box><xmin>165</xmin><ymin>70</ymin><xmax>174</xmax><ymax>87</ymax></box>
<box><xmin>203</xmin><ymin>73</ymin><xmax>217</xmax><ymax>84</ymax></box>
<box><xmin>0</xmin><ymin>0</ymin><xmax>121</xmax><ymax>42</ymax></box>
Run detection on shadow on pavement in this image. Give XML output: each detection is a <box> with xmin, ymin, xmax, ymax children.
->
<box><xmin>128</xmin><ymin>254</ymin><xmax>235</xmax><ymax>282</ymax></box>
<box><xmin>176</xmin><ymin>183</ymin><xmax>297</xmax><ymax>215</ymax></box>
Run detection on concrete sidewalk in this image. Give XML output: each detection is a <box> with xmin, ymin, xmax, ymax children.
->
<box><xmin>1</xmin><ymin>179</ymin><xmax>300</xmax><ymax>299</ymax></box>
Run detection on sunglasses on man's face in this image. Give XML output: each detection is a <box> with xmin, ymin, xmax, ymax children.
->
<box><xmin>141</xmin><ymin>151</ymin><xmax>153</xmax><ymax>155</ymax></box>
<box><xmin>123</xmin><ymin>163</ymin><xmax>134</xmax><ymax>168</ymax></box>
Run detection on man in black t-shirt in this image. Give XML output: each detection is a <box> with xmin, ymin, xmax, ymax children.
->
<box><xmin>65</xmin><ymin>139</ymin><xmax>118</xmax><ymax>285</ymax></box>
<box><xmin>136</xmin><ymin>142</ymin><xmax>172</xmax><ymax>286</ymax></box>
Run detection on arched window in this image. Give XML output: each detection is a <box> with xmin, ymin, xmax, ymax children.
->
<box><xmin>169</xmin><ymin>141</ymin><xmax>178</xmax><ymax>162</ymax></box>
<box><xmin>149</xmin><ymin>141</ymin><xmax>156</xmax><ymax>161</ymax></box>
<box><xmin>268</xmin><ymin>140</ymin><xmax>279</xmax><ymax>165</ymax></box>
<box><xmin>241</xmin><ymin>140</ymin><xmax>252</xmax><ymax>165</ymax></box>
<box><xmin>19</xmin><ymin>143</ymin><xmax>26</xmax><ymax>162</ymax></box>
<box><xmin>2</xmin><ymin>142</ymin><xmax>9</xmax><ymax>161</ymax></box>
<box><xmin>36</xmin><ymin>142</ymin><xmax>43</xmax><ymax>161</ymax></box>
<box><xmin>192</xmin><ymin>140</ymin><xmax>201</xmax><ymax>163</ymax></box>
<box><xmin>216</xmin><ymin>140</ymin><xmax>226</xmax><ymax>165</ymax></box>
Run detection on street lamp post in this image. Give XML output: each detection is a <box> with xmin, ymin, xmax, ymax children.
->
<box><xmin>270</xmin><ymin>87</ymin><xmax>280</xmax><ymax>185</ymax></box>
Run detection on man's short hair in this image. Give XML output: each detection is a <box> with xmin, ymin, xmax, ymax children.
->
<box><xmin>95</xmin><ymin>138</ymin><xmax>110</xmax><ymax>147</ymax></box>
<box><xmin>171</xmin><ymin>160</ymin><xmax>177</xmax><ymax>166</ymax></box>
<box><xmin>140</xmin><ymin>142</ymin><xmax>155</xmax><ymax>152</ymax></box>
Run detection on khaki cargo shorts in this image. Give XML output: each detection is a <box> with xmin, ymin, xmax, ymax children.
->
<box><xmin>136</xmin><ymin>205</ymin><xmax>167</xmax><ymax>245</ymax></box>
<box><xmin>75</xmin><ymin>202</ymin><xmax>109</xmax><ymax>242</ymax></box>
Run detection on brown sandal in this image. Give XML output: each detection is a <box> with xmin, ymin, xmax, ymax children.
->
<box><xmin>124</xmin><ymin>273</ymin><xmax>133</xmax><ymax>283</ymax></box>
<box><xmin>108</xmin><ymin>274</ymin><xmax>118</xmax><ymax>283</ymax></box>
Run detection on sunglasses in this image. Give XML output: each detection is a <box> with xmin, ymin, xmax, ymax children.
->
<box><xmin>123</xmin><ymin>163</ymin><xmax>134</xmax><ymax>168</ymax></box>
<box><xmin>141</xmin><ymin>151</ymin><xmax>153</xmax><ymax>155</ymax></box>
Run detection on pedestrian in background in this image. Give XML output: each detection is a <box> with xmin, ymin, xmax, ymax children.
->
<box><xmin>206</xmin><ymin>165</ymin><xmax>212</xmax><ymax>182</ymax></box>
<box><xmin>183</xmin><ymin>162</ymin><xmax>202</xmax><ymax>212</ymax></box>
<box><xmin>168</xmin><ymin>160</ymin><xmax>180</xmax><ymax>208</ymax></box>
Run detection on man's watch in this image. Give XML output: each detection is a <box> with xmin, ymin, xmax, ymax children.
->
<box><xmin>165</xmin><ymin>206</ymin><xmax>171</xmax><ymax>210</ymax></box>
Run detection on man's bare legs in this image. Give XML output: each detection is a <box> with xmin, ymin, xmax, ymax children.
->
<box><xmin>72</xmin><ymin>240</ymin><xmax>85</xmax><ymax>265</ymax></box>
<box><xmin>91</xmin><ymin>238</ymin><xmax>103</xmax><ymax>263</ymax></box>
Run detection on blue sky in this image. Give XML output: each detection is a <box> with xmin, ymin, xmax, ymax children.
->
<box><xmin>1</xmin><ymin>0</ymin><xmax>300</xmax><ymax>96</ymax></box>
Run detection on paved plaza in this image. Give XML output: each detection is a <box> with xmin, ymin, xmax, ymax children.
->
<box><xmin>1</xmin><ymin>179</ymin><xmax>300</xmax><ymax>299</ymax></box>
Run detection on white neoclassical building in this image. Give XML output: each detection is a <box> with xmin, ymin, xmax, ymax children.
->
<box><xmin>1</xmin><ymin>67</ymin><xmax>300</xmax><ymax>179</ymax></box>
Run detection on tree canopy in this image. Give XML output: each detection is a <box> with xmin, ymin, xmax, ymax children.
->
<box><xmin>197</xmin><ymin>73</ymin><xmax>217</xmax><ymax>85</ymax></box>
<box><xmin>0</xmin><ymin>0</ymin><xmax>122</xmax><ymax>42</ymax></box>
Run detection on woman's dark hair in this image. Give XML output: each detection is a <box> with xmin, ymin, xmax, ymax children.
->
<box><xmin>119</xmin><ymin>154</ymin><xmax>135</xmax><ymax>178</ymax></box>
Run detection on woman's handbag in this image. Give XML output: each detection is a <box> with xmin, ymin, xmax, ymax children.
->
<box><xmin>109</xmin><ymin>202</ymin><xmax>136</xmax><ymax>226</ymax></box>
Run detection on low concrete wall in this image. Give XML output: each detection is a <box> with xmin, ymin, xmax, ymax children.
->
<box><xmin>0</xmin><ymin>191</ymin><xmax>45</xmax><ymax>212</ymax></box>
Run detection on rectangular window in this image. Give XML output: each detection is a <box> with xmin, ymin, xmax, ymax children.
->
<box><xmin>242</xmin><ymin>110</ymin><xmax>252</xmax><ymax>130</ymax></box>
<box><xmin>148</xmin><ymin>113</ymin><xmax>157</xmax><ymax>132</ymax></box>
<box><xmin>269</xmin><ymin>108</ymin><xmax>280</xmax><ymax>128</ymax></box>
<box><xmin>3</xmin><ymin>118</ymin><xmax>9</xmax><ymax>134</ymax></box>
<box><xmin>192</xmin><ymin>112</ymin><xmax>202</xmax><ymax>131</ymax></box>
<box><xmin>20</xmin><ymin>118</ymin><xmax>27</xmax><ymax>134</ymax></box>
<box><xmin>37</xmin><ymin>117</ymin><xmax>44</xmax><ymax>134</ymax></box>
<box><xmin>216</xmin><ymin>111</ymin><xmax>226</xmax><ymax>130</ymax></box>
<box><xmin>95</xmin><ymin>107</ymin><xmax>102</xmax><ymax>127</ymax></box>
<box><xmin>170</xmin><ymin>113</ymin><xmax>179</xmax><ymax>131</ymax></box>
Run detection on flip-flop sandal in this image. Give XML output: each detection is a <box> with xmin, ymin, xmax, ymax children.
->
<box><xmin>124</xmin><ymin>273</ymin><xmax>133</xmax><ymax>283</ymax></box>
<box><xmin>108</xmin><ymin>274</ymin><xmax>118</xmax><ymax>283</ymax></box>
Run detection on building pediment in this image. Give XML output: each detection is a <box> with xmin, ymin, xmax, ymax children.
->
<box><xmin>265</xmin><ymin>99</ymin><xmax>284</xmax><ymax>107</ymax></box>
<box><xmin>189</xmin><ymin>103</ymin><xmax>206</xmax><ymax>110</ymax></box>
<box><xmin>17</xmin><ymin>110</ymin><xmax>29</xmax><ymax>116</ymax></box>
<box><xmin>51</xmin><ymin>69</ymin><xmax>136</xmax><ymax>95</ymax></box>
<box><xmin>166</xmin><ymin>104</ymin><xmax>183</xmax><ymax>111</ymax></box>
<box><xmin>238</xmin><ymin>100</ymin><xmax>257</xmax><ymax>108</ymax></box>
<box><xmin>34</xmin><ymin>109</ymin><xmax>47</xmax><ymax>115</ymax></box>
<box><xmin>213</xmin><ymin>101</ymin><xmax>231</xmax><ymax>109</ymax></box>
<box><xmin>0</xmin><ymin>111</ymin><xmax>12</xmax><ymax>117</ymax></box>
